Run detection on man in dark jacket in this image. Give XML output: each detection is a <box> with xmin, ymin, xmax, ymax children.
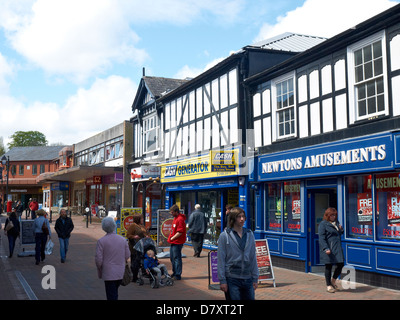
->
<box><xmin>188</xmin><ymin>204</ymin><xmax>207</xmax><ymax>257</ymax></box>
<box><xmin>54</xmin><ymin>209</ymin><xmax>74</xmax><ymax>263</ymax></box>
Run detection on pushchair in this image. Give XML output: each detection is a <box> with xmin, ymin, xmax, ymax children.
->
<box><xmin>134</xmin><ymin>237</ymin><xmax>174</xmax><ymax>288</ymax></box>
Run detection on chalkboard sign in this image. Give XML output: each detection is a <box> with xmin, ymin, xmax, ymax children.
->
<box><xmin>20</xmin><ymin>220</ymin><xmax>36</xmax><ymax>245</ymax></box>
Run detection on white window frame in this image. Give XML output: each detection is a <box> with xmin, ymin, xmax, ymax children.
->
<box><xmin>271</xmin><ymin>72</ymin><xmax>297</xmax><ymax>141</ymax></box>
<box><xmin>143</xmin><ymin>114</ymin><xmax>159</xmax><ymax>154</ymax></box>
<box><xmin>347</xmin><ymin>30</ymin><xmax>389</xmax><ymax>123</ymax></box>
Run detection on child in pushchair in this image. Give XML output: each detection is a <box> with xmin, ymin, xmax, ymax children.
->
<box><xmin>134</xmin><ymin>237</ymin><xmax>174</xmax><ymax>288</ymax></box>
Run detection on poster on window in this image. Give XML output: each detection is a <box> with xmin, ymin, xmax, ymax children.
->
<box><xmin>255</xmin><ymin>239</ymin><xmax>275</xmax><ymax>286</ymax></box>
<box><xmin>357</xmin><ymin>193</ymin><xmax>373</xmax><ymax>224</ymax></box>
<box><xmin>387</xmin><ymin>192</ymin><xmax>400</xmax><ymax>226</ymax></box>
<box><xmin>292</xmin><ymin>195</ymin><xmax>301</xmax><ymax>220</ymax></box>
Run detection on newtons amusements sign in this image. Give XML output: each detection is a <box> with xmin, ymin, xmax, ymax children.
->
<box><xmin>258</xmin><ymin>134</ymin><xmax>395</xmax><ymax>181</ymax></box>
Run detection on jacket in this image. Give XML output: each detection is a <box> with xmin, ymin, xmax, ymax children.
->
<box><xmin>55</xmin><ymin>216</ymin><xmax>74</xmax><ymax>239</ymax></box>
<box><xmin>95</xmin><ymin>233</ymin><xmax>130</xmax><ymax>281</ymax></box>
<box><xmin>33</xmin><ymin>216</ymin><xmax>51</xmax><ymax>236</ymax></box>
<box><xmin>217</xmin><ymin>227</ymin><xmax>259</xmax><ymax>285</ymax></box>
<box><xmin>318</xmin><ymin>220</ymin><xmax>344</xmax><ymax>264</ymax></box>
<box><xmin>5</xmin><ymin>216</ymin><xmax>20</xmax><ymax>237</ymax></box>
<box><xmin>168</xmin><ymin>213</ymin><xmax>186</xmax><ymax>245</ymax></box>
<box><xmin>143</xmin><ymin>253</ymin><xmax>159</xmax><ymax>269</ymax></box>
<box><xmin>29</xmin><ymin>201</ymin><xmax>38</xmax><ymax>211</ymax></box>
<box><xmin>188</xmin><ymin>209</ymin><xmax>207</xmax><ymax>234</ymax></box>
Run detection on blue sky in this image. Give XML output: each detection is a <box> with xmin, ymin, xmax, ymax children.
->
<box><xmin>0</xmin><ymin>0</ymin><xmax>398</xmax><ymax>148</ymax></box>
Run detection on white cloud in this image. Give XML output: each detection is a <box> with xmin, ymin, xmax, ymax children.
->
<box><xmin>0</xmin><ymin>0</ymin><xmax>245</xmax><ymax>83</ymax></box>
<box><xmin>174</xmin><ymin>57</ymin><xmax>225</xmax><ymax>79</ymax></box>
<box><xmin>1</xmin><ymin>0</ymin><xmax>148</xmax><ymax>83</ymax></box>
<box><xmin>254</xmin><ymin>0</ymin><xmax>398</xmax><ymax>41</ymax></box>
<box><xmin>0</xmin><ymin>75</ymin><xmax>137</xmax><ymax>147</ymax></box>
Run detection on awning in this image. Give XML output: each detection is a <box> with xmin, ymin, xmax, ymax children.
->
<box><xmin>37</xmin><ymin>165</ymin><xmax>123</xmax><ymax>183</ymax></box>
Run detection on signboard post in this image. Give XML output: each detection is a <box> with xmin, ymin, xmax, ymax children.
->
<box><xmin>18</xmin><ymin>219</ymin><xmax>36</xmax><ymax>257</ymax></box>
<box><xmin>255</xmin><ymin>239</ymin><xmax>276</xmax><ymax>287</ymax></box>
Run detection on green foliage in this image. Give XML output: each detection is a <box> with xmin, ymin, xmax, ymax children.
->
<box><xmin>8</xmin><ymin>131</ymin><xmax>48</xmax><ymax>149</ymax></box>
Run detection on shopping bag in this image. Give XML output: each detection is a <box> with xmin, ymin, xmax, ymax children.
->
<box><xmin>45</xmin><ymin>239</ymin><xmax>54</xmax><ymax>255</ymax></box>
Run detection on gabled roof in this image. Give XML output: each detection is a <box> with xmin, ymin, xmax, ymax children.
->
<box><xmin>2</xmin><ymin>146</ymin><xmax>67</xmax><ymax>161</ymax></box>
<box><xmin>132</xmin><ymin>76</ymin><xmax>188</xmax><ymax>111</ymax></box>
<box><xmin>248</xmin><ymin>32</ymin><xmax>327</xmax><ymax>52</ymax></box>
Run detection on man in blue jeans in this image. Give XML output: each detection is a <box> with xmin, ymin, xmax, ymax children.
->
<box><xmin>54</xmin><ymin>209</ymin><xmax>74</xmax><ymax>263</ymax></box>
<box><xmin>167</xmin><ymin>204</ymin><xmax>186</xmax><ymax>280</ymax></box>
<box><xmin>217</xmin><ymin>207</ymin><xmax>259</xmax><ymax>300</ymax></box>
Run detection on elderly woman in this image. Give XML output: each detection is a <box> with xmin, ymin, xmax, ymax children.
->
<box><xmin>95</xmin><ymin>217</ymin><xmax>130</xmax><ymax>300</ymax></box>
<box><xmin>318</xmin><ymin>207</ymin><xmax>344</xmax><ymax>293</ymax></box>
<box><xmin>126</xmin><ymin>213</ymin><xmax>149</xmax><ymax>283</ymax></box>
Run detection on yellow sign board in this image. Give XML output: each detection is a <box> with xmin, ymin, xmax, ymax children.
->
<box><xmin>160</xmin><ymin>149</ymin><xmax>240</xmax><ymax>183</ymax></box>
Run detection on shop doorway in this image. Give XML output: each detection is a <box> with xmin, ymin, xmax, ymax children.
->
<box><xmin>307</xmin><ymin>187</ymin><xmax>337</xmax><ymax>271</ymax></box>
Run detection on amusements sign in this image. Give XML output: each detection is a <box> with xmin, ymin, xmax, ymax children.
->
<box><xmin>157</xmin><ymin>209</ymin><xmax>184</xmax><ymax>248</ymax></box>
<box><xmin>255</xmin><ymin>239</ymin><xmax>276</xmax><ymax>286</ymax></box>
<box><xmin>118</xmin><ymin>207</ymin><xmax>142</xmax><ymax>238</ymax></box>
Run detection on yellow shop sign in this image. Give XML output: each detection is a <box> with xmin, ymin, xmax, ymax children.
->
<box><xmin>160</xmin><ymin>149</ymin><xmax>239</xmax><ymax>182</ymax></box>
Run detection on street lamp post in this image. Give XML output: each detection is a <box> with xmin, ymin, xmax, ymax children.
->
<box><xmin>1</xmin><ymin>155</ymin><xmax>9</xmax><ymax>213</ymax></box>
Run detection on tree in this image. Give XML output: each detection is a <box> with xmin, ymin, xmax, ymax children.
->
<box><xmin>8</xmin><ymin>131</ymin><xmax>48</xmax><ymax>149</ymax></box>
<box><xmin>0</xmin><ymin>137</ymin><xmax>5</xmax><ymax>155</ymax></box>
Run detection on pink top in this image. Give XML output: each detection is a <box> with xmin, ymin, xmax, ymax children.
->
<box><xmin>95</xmin><ymin>233</ymin><xmax>130</xmax><ymax>281</ymax></box>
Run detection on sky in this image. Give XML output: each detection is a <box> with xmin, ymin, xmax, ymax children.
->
<box><xmin>0</xmin><ymin>0</ymin><xmax>398</xmax><ymax>149</ymax></box>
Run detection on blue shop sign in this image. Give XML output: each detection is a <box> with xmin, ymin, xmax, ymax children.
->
<box><xmin>51</xmin><ymin>182</ymin><xmax>70</xmax><ymax>191</ymax></box>
<box><xmin>258</xmin><ymin>133</ymin><xmax>396</xmax><ymax>181</ymax></box>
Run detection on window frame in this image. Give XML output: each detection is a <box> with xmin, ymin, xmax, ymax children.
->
<box><xmin>143</xmin><ymin>113</ymin><xmax>159</xmax><ymax>154</ymax></box>
<box><xmin>347</xmin><ymin>31</ymin><xmax>389</xmax><ymax>123</ymax></box>
<box><xmin>271</xmin><ymin>72</ymin><xmax>297</xmax><ymax>141</ymax></box>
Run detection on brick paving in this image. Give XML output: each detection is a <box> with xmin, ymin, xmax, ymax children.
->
<box><xmin>0</xmin><ymin>213</ymin><xmax>399</xmax><ymax>302</ymax></box>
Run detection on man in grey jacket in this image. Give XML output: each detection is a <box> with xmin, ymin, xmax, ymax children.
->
<box><xmin>217</xmin><ymin>207</ymin><xmax>259</xmax><ymax>300</ymax></box>
<box><xmin>188</xmin><ymin>204</ymin><xmax>208</xmax><ymax>257</ymax></box>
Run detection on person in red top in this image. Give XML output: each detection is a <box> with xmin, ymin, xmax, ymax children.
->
<box><xmin>29</xmin><ymin>198</ymin><xmax>39</xmax><ymax>219</ymax></box>
<box><xmin>167</xmin><ymin>204</ymin><xmax>186</xmax><ymax>280</ymax></box>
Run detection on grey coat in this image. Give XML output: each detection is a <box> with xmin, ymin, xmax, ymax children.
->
<box><xmin>318</xmin><ymin>220</ymin><xmax>344</xmax><ymax>264</ymax></box>
<box><xmin>188</xmin><ymin>209</ymin><xmax>207</xmax><ymax>234</ymax></box>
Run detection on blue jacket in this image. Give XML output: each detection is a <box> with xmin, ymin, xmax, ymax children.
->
<box><xmin>143</xmin><ymin>253</ymin><xmax>158</xmax><ymax>269</ymax></box>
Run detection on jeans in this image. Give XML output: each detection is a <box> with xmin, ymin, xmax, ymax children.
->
<box><xmin>226</xmin><ymin>277</ymin><xmax>255</xmax><ymax>300</ymax></box>
<box><xmin>35</xmin><ymin>233</ymin><xmax>47</xmax><ymax>263</ymax></box>
<box><xmin>170</xmin><ymin>244</ymin><xmax>183</xmax><ymax>279</ymax></box>
<box><xmin>104</xmin><ymin>280</ymin><xmax>121</xmax><ymax>300</ymax></box>
<box><xmin>59</xmin><ymin>238</ymin><xmax>70</xmax><ymax>261</ymax></box>
<box><xmin>7</xmin><ymin>235</ymin><xmax>17</xmax><ymax>257</ymax></box>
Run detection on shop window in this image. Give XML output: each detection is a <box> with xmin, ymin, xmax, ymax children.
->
<box><xmin>345</xmin><ymin>175</ymin><xmax>373</xmax><ymax>239</ymax></box>
<box><xmin>265</xmin><ymin>183</ymin><xmax>282</xmax><ymax>232</ymax></box>
<box><xmin>375</xmin><ymin>173</ymin><xmax>400</xmax><ymax>241</ymax></box>
<box><xmin>283</xmin><ymin>180</ymin><xmax>301</xmax><ymax>233</ymax></box>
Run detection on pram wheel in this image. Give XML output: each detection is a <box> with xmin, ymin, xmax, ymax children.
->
<box><xmin>165</xmin><ymin>277</ymin><xmax>174</xmax><ymax>286</ymax></box>
<box><xmin>151</xmin><ymin>279</ymin><xmax>159</xmax><ymax>289</ymax></box>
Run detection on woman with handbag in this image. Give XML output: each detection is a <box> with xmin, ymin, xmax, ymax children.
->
<box><xmin>4</xmin><ymin>209</ymin><xmax>20</xmax><ymax>257</ymax></box>
<box><xmin>33</xmin><ymin>209</ymin><xmax>51</xmax><ymax>265</ymax></box>
<box><xmin>318</xmin><ymin>207</ymin><xmax>345</xmax><ymax>293</ymax></box>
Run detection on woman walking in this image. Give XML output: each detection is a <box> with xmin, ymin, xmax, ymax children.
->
<box><xmin>4</xmin><ymin>209</ymin><xmax>20</xmax><ymax>257</ymax></box>
<box><xmin>318</xmin><ymin>207</ymin><xmax>344</xmax><ymax>293</ymax></box>
<box><xmin>95</xmin><ymin>217</ymin><xmax>130</xmax><ymax>300</ymax></box>
<box><xmin>33</xmin><ymin>209</ymin><xmax>51</xmax><ymax>265</ymax></box>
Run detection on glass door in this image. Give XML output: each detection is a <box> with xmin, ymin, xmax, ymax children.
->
<box><xmin>308</xmin><ymin>188</ymin><xmax>337</xmax><ymax>270</ymax></box>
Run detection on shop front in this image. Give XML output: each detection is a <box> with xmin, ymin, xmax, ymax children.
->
<box><xmin>130</xmin><ymin>165</ymin><xmax>162</xmax><ymax>229</ymax></box>
<box><xmin>255</xmin><ymin>132</ymin><xmax>400</xmax><ymax>286</ymax></box>
<box><xmin>160</xmin><ymin>148</ymin><xmax>245</xmax><ymax>248</ymax></box>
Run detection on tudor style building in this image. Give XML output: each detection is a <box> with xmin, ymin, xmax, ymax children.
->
<box><xmin>246</xmin><ymin>4</ymin><xmax>400</xmax><ymax>289</ymax></box>
<box><xmin>130</xmin><ymin>34</ymin><xmax>325</xmax><ymax>245</ymax></box>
